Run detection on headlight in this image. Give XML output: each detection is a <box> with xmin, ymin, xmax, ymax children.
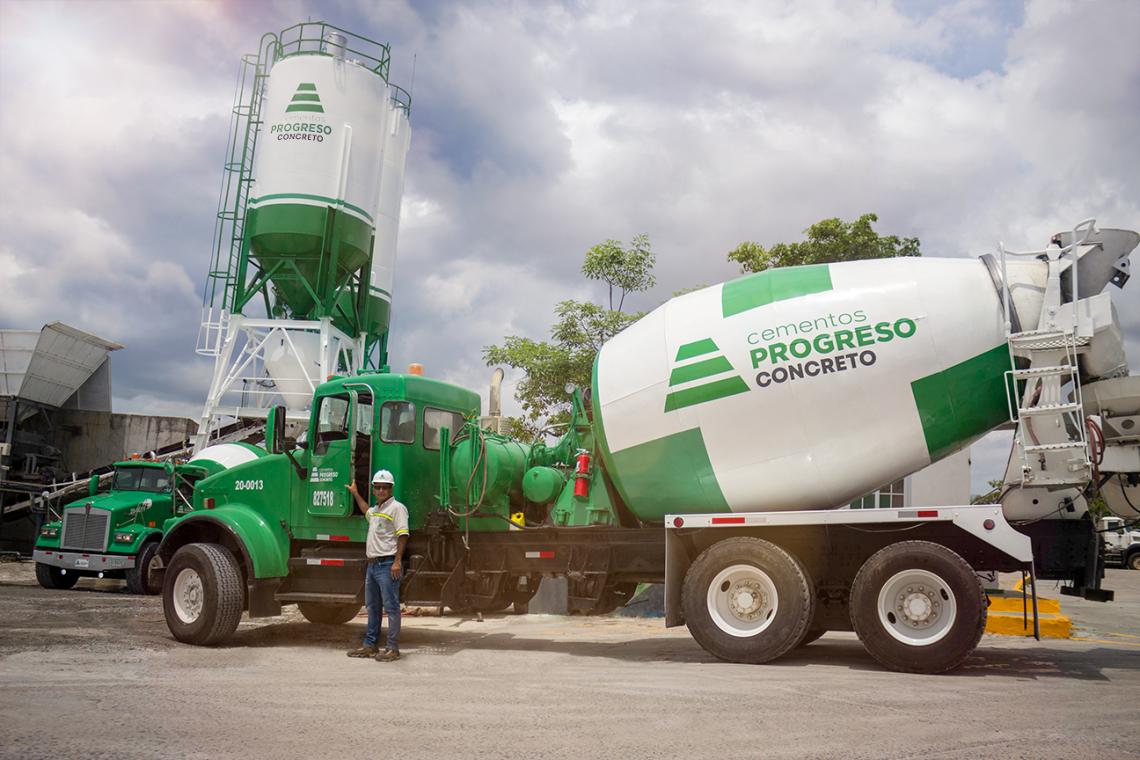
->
<box><xmin>40</xmin><ymin>527</ymin><xmax>59</xmax><ymax>538</ymax></box>
<box><xmin>113</xmin><ymin>532</ymin><xmax>134</xmax><ymax>543</ymax></box>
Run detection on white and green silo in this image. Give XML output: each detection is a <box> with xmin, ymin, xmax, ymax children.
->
<box><xmin>194</xmin><ymin>23</ymin><xmax>412</xmax><ymax>450</ymax></box>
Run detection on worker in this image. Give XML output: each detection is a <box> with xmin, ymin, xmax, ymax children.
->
<box><xmin>345</xmin><ymin>469</ymin><xmax>408</xmax><ymax>662</ymax></box>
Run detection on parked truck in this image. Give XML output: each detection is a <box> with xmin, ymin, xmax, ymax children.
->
<box><xmin>1101</xmin><ymin>517</ymin><xmax>1140</xmax><ymax>570</ymax></box>
<box><xmin>156</xmin><ymin>222</ymin><xmax>1140</xmax><ymax>673</ymax></box>
<box><xmin>32</xmin><ymin>452</ymin><xmax>239</xmax><ymax>593</ymax></box>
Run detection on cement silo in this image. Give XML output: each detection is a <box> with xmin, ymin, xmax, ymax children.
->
<box><xmin>195</xmin><ymin>23</ymin><xmax>412</xmax><ymax>450</ymax></box>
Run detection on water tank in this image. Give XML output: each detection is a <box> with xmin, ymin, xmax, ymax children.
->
<box><xmin>592</xmin><ymin>257</ymin><xmax>1039</xmax><ymax>521</ymax></box>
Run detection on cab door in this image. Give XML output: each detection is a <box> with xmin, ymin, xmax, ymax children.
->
<box><xmin>306</xmin><ymin>392</ymin><xmax>356</xmax><ymax>518</ymax></box>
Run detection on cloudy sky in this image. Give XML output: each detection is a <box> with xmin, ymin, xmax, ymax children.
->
<box><xmin>1</xmin><ymin>0</ymin><xmax>1137</xmax><ymax>494</ymax></box>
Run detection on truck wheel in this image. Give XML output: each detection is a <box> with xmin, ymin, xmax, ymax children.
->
<box><xmin>297</xmin><ymin>601</ymin><xmax>362</xmax><ymax>625</ymax></box>
<box><xmin>682</xmin><ymin>537</ymin><xmax>814</xmax><ymax>664</ymax></box>
<box><xmin>125</xmin><ymin>541</ymin><xmax>162</xmax><ymax>595</ymax></box>
<box><xmin>796</xmin><ymin>628</ymin><xmax>826</xmax><ymax>647</ymax></box>
<box><xmin>1128</xmin><ymin>552</ymin><xmax>1140</xmax><ymax>571</ymax></box>
<box><xmin>162</xmin><ymin>543</ymin><xmax>244</xmax><ymax>646</ymax></box>
<box><xmin>850</xmin><ymin>541</ymin><xmax>985</xmax><ymax>674</ymax></box>
<box><xmin>36</xmin><ymin>562</ymin><xmax>79</xmax><ymax>590</ymax></box>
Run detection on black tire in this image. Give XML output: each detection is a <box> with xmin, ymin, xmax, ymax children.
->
<box><xmin>125</xmin><ymin>541</ymin><xmax>162</xmax><ymax>595</ymax></box>
<box><xmin>162</xmin><ymin>543</ymin><xmax>245</xmax><ymax>646</ymax></box>
<box><xmin>1128</xmin><ymin>552</ymin><xmax>1140</xmax><ymax>572</ymax></box>
<box><xmin>512</xmin><ymin>599</ymin><xmax>529</xmax><ymax>615</ymax></box>
<box><xmin>36</xmin><ymin>562</ymin><xmax>79</xmax><ymax>590</ymax></box>
<box><xmin>682</xmin><ymin>537</ymin><xmax>814</xmax><ymax>664</ymax></box>
<box><xmin>298</xmin><ymin>601</ymin><xmax>362</xmax><ymax>625</ymax></box>
<box><xmin>850</xmin><ymin>541</ymin><xmax>985</xmax><ymax>674</ymax></box>
<box><xmin>796</xmin><ymin>628</ymin><xmax>826</xmax><ymax>647</ymax></box>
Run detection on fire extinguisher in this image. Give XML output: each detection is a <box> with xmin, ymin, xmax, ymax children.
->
<box><xmin>574</xmin><ymin>451</ymin><xmax>591</xmax><ymax>498</ymax></box>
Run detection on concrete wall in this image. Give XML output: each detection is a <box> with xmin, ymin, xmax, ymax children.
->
<box><xmin>906</xmin><ymin>449</ymin><xmax>972</xmax><ymax>507</ymax></box>
<box><xmin>52</xmin><ymin>410</ymin><xmax>198</xmax><ymax>474</ymax></box>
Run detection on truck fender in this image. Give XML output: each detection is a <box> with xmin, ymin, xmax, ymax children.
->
<box><xmin>157</xmin><ymin>505</ymin><xmax>290</xmax><ymax>581</ymax></box>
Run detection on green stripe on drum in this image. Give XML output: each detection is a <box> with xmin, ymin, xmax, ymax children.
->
<box><xmin>668</xmin><ymin>356</ymin><xmax>734</xmax><ymax>386</ymax></box>
<box><xmin>286</xmin><ymin>103</ymin><xmax>324</xmax><ymax>113</ymax></box>
<box><xmin>910</xmin><ymin>344</ymin><xmax>1011</xmax><ymax>459</ymax></box>
<box><xmin>664</xmin><ymin>376</ymin><xmax>750</xmax><ymax>412</ymax></box>
<box><xmin>721</xmin><ymin>264</ymin><xmax>833</xmax><ymax>318</ymax></box>
<box><xmin>608</xmin><ymin>427</ymin><xmax>730</xmax><ymax>520</ymax></box>
<box><xmin>675</xmin><ymin>338</ymin><xmax>718</xmax><ymax>361</ymax></box>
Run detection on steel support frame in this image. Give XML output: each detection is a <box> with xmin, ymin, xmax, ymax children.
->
<box><xmin>194</xmin><ymin>314</ymin><xmax>365</xmax><ymax>452</ymax></box>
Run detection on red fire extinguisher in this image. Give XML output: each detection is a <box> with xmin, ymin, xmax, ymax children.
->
<box><xmin>574</xmin><ymin>451</ymin><xmax>591</xmax><ymax>498</ymax></box>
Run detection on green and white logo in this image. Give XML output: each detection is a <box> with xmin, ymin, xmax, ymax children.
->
<box><xmin>664</xmin><ymin>338</ymin><xmax>750</xmax><ymax>412</ymax></box>
<box><xmin>286</xmin><ymin>83</ymin><xmax>324</xmax><ymax>113</ymax></box>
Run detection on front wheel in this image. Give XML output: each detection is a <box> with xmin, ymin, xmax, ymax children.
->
<box><xmin>36</xmin><ymin>562</ymin><xmax>79</xmax><ymax>590</ymax></box>
<box><xmin>162</xmin><ymin>543</ymin><xmax>245</xmax><ymax>646</ymax></box>
<box><xmin>1128</xmin><ymin>552</ymin><xmax>1140</xmax><ymax>572</ymax></box>
<box><xmin>682</xmin><ymin>537</ymin><xmax>814</xmax><ymax>664</ymax></box>
<box><xmin>126</xmin><ymin>541</ymin><xmax>162</xmax><ymax>595</ymax></box>
<box><xmin>298</xmin><ymin>601</ymin><xmax>362</xmax><ymax>625</ymax></box>
<box><xmin>850</xmin><ymin>541</ymin><xmax>985</xmax><ymax>674</ymax></box>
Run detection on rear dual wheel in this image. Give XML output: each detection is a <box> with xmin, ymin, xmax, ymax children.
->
<box><xmin>298</xmin><ymin>602</ymin><xmax>362</xmax><ymax>625</ymax></box>
<box><xmin>850</xmin><ymin>541</ymin><xmax>986</xmax><ymax>674</ymax></box>
<box><xmin>682</xmin><ymin>537</ymin><xmax>814</xmax><ymax>664</ymax></box>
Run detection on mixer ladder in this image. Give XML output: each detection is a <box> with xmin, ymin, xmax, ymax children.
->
<box><xmin>1000</xmin><ymin>220</ymin><xmax>1097</xmax><ymax>489</ymax></box>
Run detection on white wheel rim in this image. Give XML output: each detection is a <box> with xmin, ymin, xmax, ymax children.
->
<box><xmin>707</xmin><ymin>564</ymin><xmax>779</xmax><ymax>638</ymax></box>
<box><xmin>876</xmin><ymin>569</ymin><xmax>957</xmax><ymax>646</ymax></box>
<box><xmin>172</xmin><ymin>567</ymin><xmax>205</xmax><ymax>624</ymax></box>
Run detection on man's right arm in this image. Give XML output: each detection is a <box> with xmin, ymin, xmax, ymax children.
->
<box><xmin>346</xmin><ymin>483</ymin><xmax>370</xmax><ymax>515</ymax></box>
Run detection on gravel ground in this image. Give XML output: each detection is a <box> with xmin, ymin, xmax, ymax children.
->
<box><xmin>1</xmin><ymin>561</ymin><xmax>1138</xmax><ymax>760</ymax></box>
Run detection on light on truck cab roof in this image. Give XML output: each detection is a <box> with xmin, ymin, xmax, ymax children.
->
<box><xmin>408</xmin><ymin>363</ymin><xmax>424</xmax><ymax>376</ymax></box>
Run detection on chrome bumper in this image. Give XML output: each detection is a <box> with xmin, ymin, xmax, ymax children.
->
<box><xmin>33</xmin><ymin>549</ymin><xmax>135</xmax><ymax>572</ymax></box>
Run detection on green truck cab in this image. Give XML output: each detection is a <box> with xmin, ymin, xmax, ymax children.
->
<box><xmin>157</xmin><ymin>373</ymin><xmax>483</xmax><ymax>643</ymax></box>
<box><xmin>33</xmin><ymin>459</ymin><xmax>212</xmax><ymax>594</ymax></box>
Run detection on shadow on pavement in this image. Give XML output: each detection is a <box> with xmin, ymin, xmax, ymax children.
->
<box><xmin>226</xmin><ymin>618</ymin><xmax>1140</xmax><ymax>681</ymax></box>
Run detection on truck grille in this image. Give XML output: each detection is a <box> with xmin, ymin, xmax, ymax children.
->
<box><xmin>61</xmin><ymin>507</ymin><xmax>111</xmax><ymax>552</ymax></box>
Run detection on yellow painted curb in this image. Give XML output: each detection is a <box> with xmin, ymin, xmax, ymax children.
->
<box><xmin>987</xmin><ymin>592</ymin><xmax>1061</xmax><ymax>614</ymax></box>
<box><xmin>986</xmin><ymin>610</ymin><xmax>1072</xmax><ymax>638</ymax></box>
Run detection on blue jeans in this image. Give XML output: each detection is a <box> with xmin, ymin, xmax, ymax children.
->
<box><xmin>363</xmin><ymin>557</ymin><xmax>401</xmax><ymax>650</ymax></box>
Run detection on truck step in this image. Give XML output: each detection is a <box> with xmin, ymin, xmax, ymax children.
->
<box><xmin>276</xmin><ymin>592</ymin><xmax>360</xmax><ymax>604</ymax></box>
<box><xmin>288</xmin><ymin>557</ymin><xmax>366</xmax><ymax>568</ymax></box>
<box><xmin>1009</xmin><ymin>333</ymin><xmax>1090</xmax><ymax>351</ymax></box>
<box><xmin>1022</xmin><ymin>441</ymin><xmax>1088</xmax><ymax>453</ymax></box>
<box><xmin>1017</xmin><ymin>402</ymin><xmax>1081</xmax><ymax>416</ymax></box>
<box><xmin>1011</xmin><ymin>365</ymin><xmax>1076</xmax><ymax>378</ymax></box>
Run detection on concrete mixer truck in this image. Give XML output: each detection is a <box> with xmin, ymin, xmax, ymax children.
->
<box><xmin>155</xmin><ymin>221</ymin><xmax>1140</xmax><ymax>673</ymax></box>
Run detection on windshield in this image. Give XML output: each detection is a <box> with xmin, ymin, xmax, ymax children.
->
<box><xmin>112</xmin><ymin>466</ymin><xmax>172</xmax><ymax>493</ymax></box>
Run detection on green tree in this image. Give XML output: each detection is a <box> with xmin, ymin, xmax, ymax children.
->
<box><xmin>484</xmin><ymin>236</ymin><xmax>653</xmax><ymax>436</ymax></box>
<box><xmin>583</xmin><ymin>233</ymin><xmax>655</xmax><ymax>311</ymax></box>
<box><xmin>728</xmin><ymin>213</ymin><xmax>921</xmax><ymax>273</ymax></box>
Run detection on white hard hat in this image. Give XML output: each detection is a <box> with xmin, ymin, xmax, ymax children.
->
<box><xmin>371</xmin><ymin>469</ymin><xmax>395</xmax><ymax>485</ymax></box>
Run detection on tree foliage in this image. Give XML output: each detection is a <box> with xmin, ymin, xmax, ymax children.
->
<box><xmin>728</xmin><ymin>213</ymin><xmax>921</xmax><ymax>273</ymax></box>
<box><xmin>582</xmin><ymin>233</ymin><xmax>656</xmax><ymax>311</ymax></box>
<box><xmin>484</xmin><ymin>236</ymin><xmax>653</xmax><ymax>436</ymax></box>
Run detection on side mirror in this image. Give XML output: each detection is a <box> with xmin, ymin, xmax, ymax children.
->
<box><xmin>88</xmin><ymin>474</ymin><xmax>99</xmax><ymax>497</ymax></box>
<box><xmin>266</xmin><ymin>405</ymin><xmax>287</xmax><ymax>455</ymax></box>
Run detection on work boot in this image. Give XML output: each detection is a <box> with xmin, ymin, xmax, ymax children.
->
<box><xmin>347</xmin><ymin>645</ymin><xmax>378</xmax><ymax>658</ymax></box>
<box><xmin>375</xmin><ymin>648</ymin><xmax>401</xmax><ymax>662</ymax></box>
